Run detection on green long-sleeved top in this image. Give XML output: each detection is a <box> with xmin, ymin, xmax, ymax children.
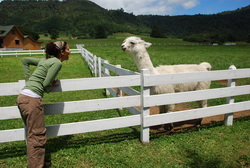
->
<box><xmin>22</xmin><ymin>57</ymin><xmax>62</xmax><ymax>97</ymax></box>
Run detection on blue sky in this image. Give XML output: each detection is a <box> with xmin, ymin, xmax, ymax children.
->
<box><xmin>90</xmin><ymin>0</ymin><xmax>250</xmax><ymax>16</ymax></box>
<box><xmin>182</xmin><ymin>0</ymin><xmax>250</xmax><ymax>15</ymax></box>
<box><xmin>0</xmin><ymin>0</ymin><xmax>249</xmax><ymax>16</ymax></box>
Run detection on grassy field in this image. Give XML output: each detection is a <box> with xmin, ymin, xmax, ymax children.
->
<box><xmin>0</xmin><ymin>34</ymin><xmax>249</xmax><ymax>167</ymax></box>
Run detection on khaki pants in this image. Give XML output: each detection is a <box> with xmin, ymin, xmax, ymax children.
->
<box><xmin>17</xmin><ymin>94</ymin><xmax>47</xmax><ymax>168</ymax></box>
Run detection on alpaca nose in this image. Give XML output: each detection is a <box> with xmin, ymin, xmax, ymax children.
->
<box><xmin>121</xmin><ymin>45</ymin><xmax>126</xmax><ymax>51</ymax></box>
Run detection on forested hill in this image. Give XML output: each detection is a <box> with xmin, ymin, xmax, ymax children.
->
<box><xmin>0</xmin><ymin>0</ymin><xmax>148</xmax><ymax>38</ymax></box>
<box><xmin>1</xmin><ymin>0</ymin><xmax>249</xmax><ymax>41</ymax></box>
<box><xmin>139</xmin><ymin>5</ymin><xmax>250</xmax><ymax>40</ymax></box>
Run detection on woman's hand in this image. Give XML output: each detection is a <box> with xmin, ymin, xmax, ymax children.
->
<box><xmin>52</xmin><ymin>79</ymin><xmax>59</xmax><ymax>87</ymax></box>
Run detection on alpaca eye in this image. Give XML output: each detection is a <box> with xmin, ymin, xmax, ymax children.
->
<box><xmin>130</xmin><ymin>42</ymin><xmax>135</xmax><ymax>45</ymax></box>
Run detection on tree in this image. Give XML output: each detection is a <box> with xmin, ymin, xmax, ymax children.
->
<box><xmin>150</xmin><ymin>25</ymin><xmax>165</xmax><ymax>38</ymax></box>
<box><xmin>94</xmin><ymin>25</ymin><xmax>107</xmax><ymax>39</ymax></box>
<box><xmin>49</xmin><ymin>30</ymin><xmax>59</xmax><ymax>40</ymax></box>
<box><xmin>44</xmin><ymin>16</ymin><xmax>65</xmax><ymax>35</ymax></box>
<box><xmin>18</xmin><ymin>26</ymin><xmax>40</xmax><ymax>41</ymax></box>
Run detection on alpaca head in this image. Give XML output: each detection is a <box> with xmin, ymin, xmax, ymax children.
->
<box><xmin>121</xmin><ymin>36</ymin><xmax>152</xmax><ymax>53</ymax></box>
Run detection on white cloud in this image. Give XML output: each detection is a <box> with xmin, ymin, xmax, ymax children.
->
<box><xmin>90</xmin><ymin>0</ymin><xmax>124</xmax><ymax>10</ymax></box>
<box><xmin>167</xmin><ymin>0</ymin><xmax>199</xmax><ymax>9</ymax></box>
<box><xmin>90</xmin><ymin>0</ymin><xmax>200</xmax><ymax>15</ymax></box>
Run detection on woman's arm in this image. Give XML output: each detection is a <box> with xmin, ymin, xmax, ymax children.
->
<box><xmin>22</xmin><ymin>57</ymin><xmax>41</xmax><ymax>80</ymax></box>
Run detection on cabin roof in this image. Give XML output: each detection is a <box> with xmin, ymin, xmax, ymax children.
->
<box><xmin>0</xmin><ymin>25</ymin><xmax>15</xmax><ymax>37</ymax></box>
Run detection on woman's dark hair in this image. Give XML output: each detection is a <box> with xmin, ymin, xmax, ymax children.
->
<box><xmin>45</xmin><ymin>42</ymin><xmax>60</xmax><ymax>59</ymax></box>
<box><xmin>45</xmin><ymin>41</ymin><xmax>67</xmax><ymax>59</ymax></box>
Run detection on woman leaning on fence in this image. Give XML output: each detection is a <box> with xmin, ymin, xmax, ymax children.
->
<box><xmin>16</xmin><ymin>41</ymin><xmax>71</xmax><ymax>168</ymax></box>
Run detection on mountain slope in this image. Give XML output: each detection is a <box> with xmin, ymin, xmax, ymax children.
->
<box><xmin>139</xmin><ymin>5</ymin><xmax>250</xmax><ymax>39</ymax></box>
<box><xmin>1</xmin><ymin>0</ymin><xmax>249</xmax><ymax>40</ymax></box>
<box><xmin>0</xmin><ymin>0</ymin><xmax>149</xmax><ymax>37</ymax></box>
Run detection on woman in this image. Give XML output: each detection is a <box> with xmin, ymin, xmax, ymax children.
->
<box><xmin>16</xmin><ymin>41</ymin><xmax>71</xmax><ymax>168</ymax></box>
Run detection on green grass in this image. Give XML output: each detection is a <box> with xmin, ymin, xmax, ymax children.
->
<box><xmin>0</xmin><ymin>35</ymin><xmax>250</xmax><ymax>167</ymax></box>
<box><xmin>1</xmin><ymin>119</ymin><xmax>249</xmax><ymax>168</ymax></box>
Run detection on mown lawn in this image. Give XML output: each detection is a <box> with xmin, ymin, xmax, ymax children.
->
<box><xmin>0</xmin><ymin>35</ymin><xmax>249</xmax><ymax>167</ymax></box>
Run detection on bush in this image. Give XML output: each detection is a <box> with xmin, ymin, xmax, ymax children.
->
<box><xmin>183</xmin><ymin>33</ymin><xmax>226</xmax><ymax>44</ymax></box>
<box><xmin>49</xmin><ymin>30</ymin><xmax>59</xmax><ymax>40</ymax></box>
<box><xmin>183</xmin><ymin>34</ymin><xmax>209</xmax><ymax>43</ymax></box>
<box><xmin>150</xmin><ymin>25</ymin><xmax>165</xmax><ymax>38</ymax></box>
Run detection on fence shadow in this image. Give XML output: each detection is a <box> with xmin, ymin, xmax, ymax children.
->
<box><xmin>1</xmin><ymin>117</ymin><xmax>249</xmax><ymax>160</ymax></box>
<box><xmin>0</xmin><ymin>142</ymin><xmax>26</xmax><ymax>159</ymax></box>
<box><xmin>45</xmin><ymin>128</ymin><xmax>140</xmax><ymax>161</ymax></box>
<box><xmin>0</xmin><ymin>127</ymin><xmax>140</xmax><ymax>160</ymax></box>
<box><xmin>183</xmin><ymin>149</ymin><xmax>223</xmax><ymax>168</ymax></box>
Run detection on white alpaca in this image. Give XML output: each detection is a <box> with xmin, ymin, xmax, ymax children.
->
<box><xmin>121</xmin><ymin>36</ymin><xmax>212</xmax><ymax>129</ymax></box>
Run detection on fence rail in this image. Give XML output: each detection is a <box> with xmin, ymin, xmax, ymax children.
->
<box><xmin>0</xmin><ymin>45</ymin><xmax>249</xmax><ymax>143</ymax></box>
<box><xmin>0</xmin><ymin>49</ymin><xmax>81</xmax><ymax>57</ymax></box>
<box><xmin>75</xmin><ymin>43</ymin><xmax>241</xmax><ymax>47</ymax></box>
<box><xmin>144</xmin><ymin>101</ymin><xmax>250</xmax><ymax>127</ymax></box>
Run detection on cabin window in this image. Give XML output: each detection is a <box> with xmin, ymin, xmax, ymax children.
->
<box><xmin>12</xmin><ymin>29</ymin><xmax>16</xmax><ymax>34</ymax></box>
<box><xmin>15</xmin><ymin>40</ymin><xmax>20</xmax><ymax>45</ymax></box>
<box><xmin>0</xmin><ymin>39</ymin><xmax>3</xmax><ymax>48</ymax></box>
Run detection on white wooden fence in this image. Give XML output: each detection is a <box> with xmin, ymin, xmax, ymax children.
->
<box><xmin>76</xmin><ymin>44</ymin><xmax>140</xmax><ymax>77</ymax></box>
<box><xmin>0</xmin><ymin>49</ymin><xmax>81</xmax><ymax>57</ymax></box>
<box><xmin>0</xmin><ymin>45</ymin><xmax>250</xmax><ymax>143</ymax></box>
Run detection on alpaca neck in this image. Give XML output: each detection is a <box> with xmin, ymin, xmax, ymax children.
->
<box><xmin>132</xmin><ymin>49</ymin><xmax>157</xmax><ymax>74</ymax></box>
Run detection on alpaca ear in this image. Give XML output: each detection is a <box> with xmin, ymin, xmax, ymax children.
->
<box><xmin>144</xmin><ymin>42</ymin><xmax>152</xmax><ymax>48</ymax></box>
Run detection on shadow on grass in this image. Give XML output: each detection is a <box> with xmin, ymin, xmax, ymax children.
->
<box><xmin>0</xmin><ymin>127</ymin><xmax>140</xmax><ymax>160</ymax></box>
<box><xmin>45</xmin><ymin>128</ymin><xmax>140</xmax><ymax>161</ymax></box>
<box><xmin>0</xmin><ymin>143</ymin><xmax>26</xmax><ymax>159</ymax></box>
<box><xmin>48</xmin><ymin>130</ymin><xmax>140</xmax><ymax>151</ymax></box>
<box><xmin>1</xmin><ymin>116</ymin><xmax>249</xmax><ymax>160</ymax></box>
<box><xmin>184</xmin><ymin>149</ymin><xmax>223</xmax><ymax>168</ymax></box>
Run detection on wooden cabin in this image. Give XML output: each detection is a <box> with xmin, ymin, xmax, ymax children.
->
<box><xmin>0</xmin><ymin>25</ymin><xmax>42</xmax><ymax>50</ymax></box>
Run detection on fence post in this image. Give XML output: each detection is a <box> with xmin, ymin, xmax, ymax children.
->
<box><xmin>94</xmin><ymin>55</ymin><xmax>97</xmax><ymax>77</ymax></box>
<box><xmin>140</xmin><ymin>69</ymin><xmax>150</xmax><ymax>143</ymax></box>
<box><xmin>81</xmin><ymin>47</ymin><xmax>84</xmax><ymax>60</ymax></box>
<box><xmin>224</xmin><ymin>65</ymin><xmax>236</xmax><ymax>126</ymax></box>
<box><xmin>87</xmin><ymin>51</ymin><xmax>90</xmax><ymax>64</ymax></box>
<box><xmin>85</xmin><ymin>49</ymin><xmax>88</xmax><ymax>62</ymax></box>
<box><xmin>115</xmin><ymin>65</ymin><xmax>123</xmax><ymax>111</ymax></box>
<box><xmin>98</xmin><ymin>57</ymin><xmax>102</xmax><ymax>77</ymax></box>
<box><xmin>115</xmin><ymin>65</ymin><xmax>123</xmax><ymax>97</ymax></box>
<box><xmin>104</xmin><ymin>60</ymin><xmax>110</xmax><ymax>96</ymax></box>
<box><xmin>90</xmin><ymin>54</ymin><xmax>94</xmax><ymax>74</ymax></box>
